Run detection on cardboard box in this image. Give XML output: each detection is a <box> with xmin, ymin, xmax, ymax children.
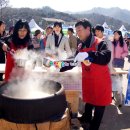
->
<box><xmin>65</xmin><ymin>90</ymin><xmax>80</xmax><ymax>113</ymax></box>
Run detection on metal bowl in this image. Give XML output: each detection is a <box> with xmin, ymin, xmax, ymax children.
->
<box><xmin>15</xmin><ymin>59</ymin><xmax>27</xmax><ymax>67</ymax></box>
<box><xmin>15</xmin><ymin>59</ymin><xmax>36</xmax><ymax>69</ymax></box>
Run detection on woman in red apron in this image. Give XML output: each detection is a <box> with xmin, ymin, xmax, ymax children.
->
<box><xmin>2</xmin><ymin>19</ymin><xmax>32</xmax><ymax>82</ymax></box>
<box><xmin>75</xmin><ymin>20</ymin><xmax>112</xmax><ymax>130</ymax></box>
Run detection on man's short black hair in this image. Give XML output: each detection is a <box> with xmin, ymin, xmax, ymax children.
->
<box><xmin>75</xmin><ymin>19</ymin><xmax>92</xmax><ymax>31</ymax></box>
<box><xmin>95</xmin><ymin>25</ymin><xmax>104</xmax><ymax>32</ymax></box>
<box><xmin>68</xmin><ymin>28</ymin><xmax>74</xmax><ymax>33</ymax></box>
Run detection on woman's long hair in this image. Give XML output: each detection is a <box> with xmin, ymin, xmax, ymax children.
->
<box><xmin>0</xmin><ymin>21</ymin><xmax>6</xmax><ymax>37</ymax></box>
<box><xmin>53</xmin><ymin>22</ymin><xmax>64</xmax><ymax>36</ymax></box>
<box><xmin>113</xmin><ymin>30</ymin><xmax>124</xmax><ymax>47</ymax></box>
<box><xmin>12</xmin><ymin>19</ymin><xmax>31</xmax><ymax>48</ymax></box>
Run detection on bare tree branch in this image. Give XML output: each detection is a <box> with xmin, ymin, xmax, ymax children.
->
<box><xmin>0</xmin><ymin>0</ymin><xmax>9</xmax><ymax>19</ymax></box>
<box><xmin>0</xmin><ymin>0</ymin><xmax>9</xmax><ymax>9</ymax></box>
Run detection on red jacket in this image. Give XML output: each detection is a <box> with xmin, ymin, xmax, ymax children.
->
<box><xmin>80</xmin><ymin>37</ymin><xmax>112</xmax><ymax>106</ymax></box>
<box><xmin>5</xmin><ymin>42</ymin><xmax>27</xmax><ymax>82</ymax></box>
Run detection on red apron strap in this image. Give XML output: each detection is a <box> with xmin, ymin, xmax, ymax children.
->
<box><xmin>80</xmin><ymin>37</ymin><xmax>101</xmax><ymax>52</ymax></box>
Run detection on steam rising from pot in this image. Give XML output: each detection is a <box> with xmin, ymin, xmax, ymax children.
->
<box><xmin>3</xmin><ymin>73</ymin><xmax>55</xmax><ymax>99</ymax></box>
<box><xmin>3</xmin><ymin>48</ymin><xmax>80</xmax><ymax>99</ymax></box>
<box><xmin>4</xmin><ymin>49</ymin><xmax>54</xmax><ymax>99</ymax></box>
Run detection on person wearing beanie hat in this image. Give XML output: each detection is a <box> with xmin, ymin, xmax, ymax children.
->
<box><xmin>32</xmin><ymin>29</ymin><xmax>44</xmax><ymax>51</ymax></box>
<box><xmin>34</xmin><ymin>29</ymin><xmax>41</xmax><ymax>37</ymax></box>
<box><xmin>45</xmin><ymin>22</ymin><xmax>72</xmax><ymax>60</ymax></box>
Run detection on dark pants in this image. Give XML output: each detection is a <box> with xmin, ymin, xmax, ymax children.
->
<box><xmin>112</xmin><ymin>58</ymin><xmax>124</xmax><ymax>68</ymax></box>
<box><xmin>82</xmin><ymin>103</ymin><xmax>105</xmax><ymax>130</ymax></box>
<box><xmin>0</xmin><ymin>73</ymin><xmax>3</xmax><ymax>81</ymax></box>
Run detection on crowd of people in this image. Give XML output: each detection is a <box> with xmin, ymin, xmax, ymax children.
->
<box><xmin>0</xmin><ymin>19</ymin><xmax>129</xmax><ymax>130</ymax></box>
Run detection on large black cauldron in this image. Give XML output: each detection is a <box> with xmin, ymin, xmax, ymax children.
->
<box><xmin>0</xmin><ymin>80</ymin><xmax>67</xmax><ymax>123</ymax></box>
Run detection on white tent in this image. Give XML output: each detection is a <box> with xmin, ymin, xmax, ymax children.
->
<box><xmin>119</xmin><ymin>25</ymin><xmax>128</xmax><ymax>37</ymax></box>
<box><xmin>102</xmin><ymin>22</ymin><xmax>113</xmax><ymax>36</ymax></box>
<box><xmin>29</xmin><ymin>19</ymin><xmax>44</xmax><ymax>32</ymax></box>
<box><xmin>102</xmin><ymin>22</ymin><xmax>110</xmax><ymax>29</ymax></box>
<box><xmin>119</xmin><ymin>25</ymin><xmax>127</xmax><ymax>32</ymax></box>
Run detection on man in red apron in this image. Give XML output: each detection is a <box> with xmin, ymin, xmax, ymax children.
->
<box><xmin>74</xmin><ymin>19</ymin><xmax>112</xmax><ymax>130</ymax></box>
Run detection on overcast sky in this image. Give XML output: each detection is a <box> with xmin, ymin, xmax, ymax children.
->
<box><xmin>9</xmin><ymin>0</ymin><xmax>130</xmax><ymax>12</ymax></box>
